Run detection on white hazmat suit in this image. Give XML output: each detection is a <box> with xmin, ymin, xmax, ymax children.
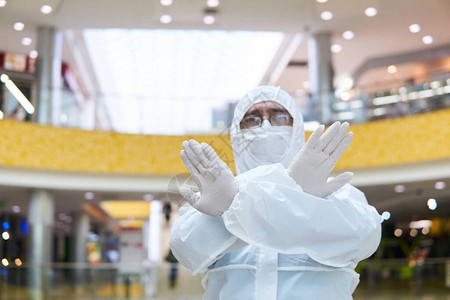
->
<box><xmin>170</xmin><ymin>86</ymin><xmax>382</xmax><ymax>300</ymax></box>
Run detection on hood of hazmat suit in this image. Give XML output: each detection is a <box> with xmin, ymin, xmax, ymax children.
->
<box><xmin>230</xmin><ymin>86</ymin><xmax>305</xmax><ymax>174</ymax></box>
<box><xmin>169</xmin><ymin>86</ymin><xmax>382</xmax><ymax>300</ymax></box>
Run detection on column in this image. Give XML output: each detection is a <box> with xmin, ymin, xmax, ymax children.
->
<box><xmin>27</xmin><ymin>189</ymin><xmax>54</xmax><ymax>300</ymax></box>
<box><xmin>35</xmin><ymin>26</ymin><xmax>63</xmax><ymax>126</ymax></box>
<box><xmin>308</xmin><ymin>32</ymin><xmax>334</xmax><ymax>124</ymax></box>
<box><xmin>71</xmin><ymin>213</ymin><xmax>89</xmax><ymax>285</ymax></box>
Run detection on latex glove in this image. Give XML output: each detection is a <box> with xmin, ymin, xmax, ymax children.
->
<box><xmin>179</xmin><ymin>139</ymin><xmax>238</xmax><ymax>216</ymax></box>
<box><xmin>287</xmin><ymin>121</ymin><xmax>354</xmax><ymax>197</ymax></box>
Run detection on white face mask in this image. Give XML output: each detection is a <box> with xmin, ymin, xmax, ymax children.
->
<box><xmin>240</xmin><ymin>122</ymin><xmax>293</xmax><ymax>164</ymax></box>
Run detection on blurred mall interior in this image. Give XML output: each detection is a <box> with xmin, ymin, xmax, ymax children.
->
<box><xmin>0</xmin><ymin>0</ymin><xmax>449</xmax><ymax>299</ymax></box>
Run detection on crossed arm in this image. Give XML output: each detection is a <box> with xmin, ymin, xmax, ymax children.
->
<box><xmin>170</xmin><ymin>121</ymin><xmax>381</xmax><ymax>271</ymax></box>
<box><xmin>179</xmin><ymin>121</ymin><xmax>354</xmax><ymax>215</ymax></box>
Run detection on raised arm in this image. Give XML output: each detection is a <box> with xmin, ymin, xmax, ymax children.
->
<box><xmin>222</xmin><ymin>163</ymin><xmax>382</xmax><ymax>268</ymax></box>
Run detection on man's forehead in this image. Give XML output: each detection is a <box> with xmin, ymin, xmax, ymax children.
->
<box><xmin>245</xmin><ymin>101</ymin><xmax>288</xmax><ymax>115</ymax></box>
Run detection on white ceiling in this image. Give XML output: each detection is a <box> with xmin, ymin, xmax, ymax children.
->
<box><xmin>0</xmin><ymin>0</ymin><xmax>449</xmax><ymax>96</ymax></box>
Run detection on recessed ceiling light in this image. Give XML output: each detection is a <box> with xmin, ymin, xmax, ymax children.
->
<box><xmin>203</xmin><ymin>15</ymin><xmax>215</xmax><ymax>25</ymax></box>
<box><xmin>206</xmin><ymin>0</ymin><xmax>219</xmax><ymax>8</ymax></box>
<box><xmin>2</xmin><ymin>231</ymin><xmax>10</xmax><ymax>240</ymax></box>
<box><xmin>11</xmin><ymin>205</ymin><xmax>21</xmax><ymax>213</ymax></box>
<box><xmin>29</xmin><ymin>50</ymin><xmax>38</xmax><ymax>59</ymax></box>
<box><xmin>0</xmin><ymin>0</ymin><xmax>6</xmax><ymax>8</ymax></box>
<box><xmin>84</xmin><ymin>192</ymin><xmax>95</xmax><ymax>200</ymax></box>
<box><xmin>143</xmin><ymin>194</ymin><xmax>154</xmax><ymax>201</ymax></box>
<box><xmin>387</xmin><ymin>65</ymin><xmax>397</xmax><ymax>74</ymax></box>
<box><xmin>2</xmin><ymin>258</ymin><xmax>9</xmax><ymax>267</ymax></box>
<box><xmin>160</xmin><ymin>14</ymin><xmax>172</xmax><ymax>24</ymax></box>
<box><xmin>394</xmin><ymin>184</ymin><xmax>405</xmax><ymax>193</ymax></box>
<box><xmin>21</xmin><ymin>37</ymin><xmax>32</xmax><ymax>46</ymax></box>
<box><xmin>409</xmin><ymin>24</ymin><xmax>421</xmax><ymax>33</ymax></box>
<box><xmin>13</xmin><ymin>22</ymin><xmax>25</xmax><ymax>31</ymax></box>
<box><xmin>160</xmin><ymin>0</ymin><xmax>173</xmax><ymax>6</ymax></box>
<box><xmin>422</xmin><ymin>35</ymin><xmax>433</xmax><ymax>44</ymax></box>
<box><xmin>365</xmin><ymin>7</ymin><xmax>377</xmax><ymax>17</ymax></box>
<box><xmin>434</xmin><ymin>181</ymin><xmax>446</xmax><ymax>189</ymax></box>
<box><xmin>331</xmin><ymin>44</ymin><xmax>342</xmax><ymax>53</ymax></box>
<box><xmin>394</xmin><ymin>228</ymin><xmax>402</xmax><ymax>237</ymax></box>
<box><xmin>320</xmin><ymin>11</ymin><xmax>333</xmax><ymax>20</ymax></box>
<box><xmin>40</xmin><ymin>5</ymin><xmax>53</xmax><ymax>14</ymax></box>
<box><xmin>342</xmin><ymin>30</ymin><xmax>355</xmax><ymax>40</ymax></box>
<box><xmin>316</xmin><ymin>0</ymin><xmax>328</xmax><ymax>3</ymax></box>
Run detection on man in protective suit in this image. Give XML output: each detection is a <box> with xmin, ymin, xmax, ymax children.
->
<box><xmin>169</xmin><ymin>86</ymin><xmax>381</xmax><ymax>299</ymax></box>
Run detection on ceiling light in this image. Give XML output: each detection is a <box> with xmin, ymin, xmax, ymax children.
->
<box><xmin>40</xmin><ymin>5</ymin><xmax>53</xmax><ymax>14</ymax></box>
<box><xmin>342</xmin><ymin>30</ymin><xmax>355</xmax><ymax>40</ymax></box>
<box><xmin>394</xmin><ymin>184</ymin><xmax>405</xmax><ymax>193</ymax></box>
<box><xmin>427</xmin><ymin>198</ymin><xmax>437</xmax><ymax>210</ymax></box>
<box><xmin>2</xmin><ymin>232</ymin><xmax>10</xmax><ymax>240</ymax></box>
<box><xmin>84</xmin><ymin>192</ymin><xmax>95</xmax><ymax>200</ymax></box>
<box><xmin>434</xmin><ymin>181</ymin><xmax>446</xmax><ymax>189</ymax></box>
<box><xmin>316</xmin><ymin>0</ymin><xmax>328</xmax><ymax>3</ymax></box>
<box><xmin>13</xmin><ymin>22</ymin><xmax>25</xmax><ymax>31</ymax></box>
<box><xmin>409</xmin><ymin>220</ymin><xmax>432</xmax><ymax>229</ymax></box>
<box><xmin>409</xmin><ymin>24</ymin><xmax>421</xmax><ymax>33</ymax></box>
<box><xmin>143</xmin><ymin>194</ymin><xmax>154</xmax><ymax>201</ymax></box>
<box><xmin>1</xmin><ymin>75</ymin><xmax>35</xmax><ymax>113</ymax></box>
<box><xmin>0</xmin><ymin>0</ymin><xmax>6</xmax><ymax>8</ymax></box>
<box><xmin>1</xmin><ymin>258</ymin><xmax>9</xmax><ymax>266</ymax></box>
<box><xmin>160</xmin><ymin>0</ymin><xmax>173</xmax><ymax>6</ymax></box>
<box><xmin>15</xmin><ymin>258</ymin><xmax>22</xmax><ymax>266</ymax></box>
<box><xmin>203</xmin><ymin>15</ymin><xmax>215</xmax><ymax>25</ymax></box>
<box><xmin>0</xmin><ymin>74</ymin><xmax>8</xmax><ymax>83</ymax></box>
<box><xmin>387</xmin><ymin>65</ymin><xmax>397</xmax><ymax>74</ymax></box>
<box><xmin>302</xmin><ymin>80</ymin><xmax>311</xmax><ymax>89</ymax></box>
<box><xmin>331</xmin><ymin>44</ymin><xmax>342</xmax><ymax>53</ymax></box>
<box><xmin>21</xmin><ymin>37</ymin><xmax>32</xmax><ymax>46</ymax></box>
<box><xmin>394</xmin><ymin>228</ymin><xmax>402</xmax><ymax>237</ymax></box>
<box><xmin>422</xmin><ymin>35</ymin><xmax>433</xmax><ymax>44</ymax></box>
<box><xmin>160</xmin><ymin>14</ymin><xmax>172</xmax><ymax>24</ymax></box>
<box><xmin>410</xmin><ymin>229</ymin><xmax>418</xmax><ymax>237</ymax></box>
<box><xmin>11</xmin><ymin>205</ymin><xmax>20</xmax><ymax>213</ymax></box>
<box><xmin>365</xmin><ymin>7</ymin><xmax>377</xmax><ymax>17</ymax></box>
<box><xmin>206</xmin><ymin>0</ymin><xmax>219</xmax><ymax>8</ymax></box>
<box><xmin>422</xmin><ymin>227</ymin><xmax>429</xmax><ymax>235</ymax></box>
<box><xmin>320</xmin><ymin>11</ymin><xmax>333</xmax><ymax>20</ymax></box>
<box><xmin>29</xmin><ymin>50</ymin><xmax>38</xmax><ymax>59</ymax></box>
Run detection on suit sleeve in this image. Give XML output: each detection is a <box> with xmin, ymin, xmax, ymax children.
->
<box><xmin>169</xmin><ymin>204</ymin><xmax>247</xmax><ymax>274</ymax></box>
<box><xmin>222</xmin><ymin>163</ymin><xmax>382</xmax><ymax>267</ymax></box>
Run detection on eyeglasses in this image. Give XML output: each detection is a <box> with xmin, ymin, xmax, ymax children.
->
<box><xmin>240</xmin><ymin>113</ymin><xmax>292</xmax><ymax>129</ymax></box>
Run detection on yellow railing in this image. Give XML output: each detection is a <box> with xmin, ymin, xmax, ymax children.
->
<box><xmin>0</xmin><ymin>109</ymin><xmax>449</xmax><ymax>174</ymax></box>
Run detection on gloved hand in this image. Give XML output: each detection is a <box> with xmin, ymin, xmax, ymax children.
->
<box><xmin>179</xmin><ymin>139</ymin><xmax>238</xmax><ymax>216</ymax></box>
<box><xmin>287</xmin><ymin>121</ymin><xmax>354</xmax><ymax>197</ymax></box>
